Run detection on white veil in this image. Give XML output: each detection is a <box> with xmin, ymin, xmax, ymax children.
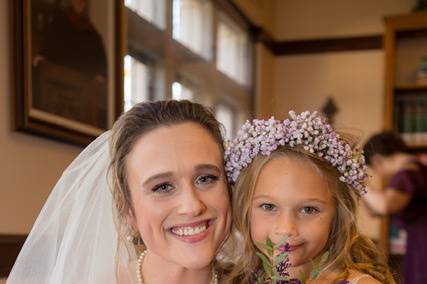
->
<box><xmin>7</xmin><ymin>131</ymin><xmax>136</xmax><ymax>284</ymax></box>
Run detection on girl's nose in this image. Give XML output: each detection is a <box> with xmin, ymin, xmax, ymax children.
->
<box><xmin>273</xmin><ymin>213</ymin><xmax>298</xmax><ymax>238</ymax></box>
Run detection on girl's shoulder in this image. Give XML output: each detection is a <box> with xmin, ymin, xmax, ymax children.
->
<box><xmin>346</xmin><ymin>271</ymin><xmax>382</xmax><ymax>284</ymax></box>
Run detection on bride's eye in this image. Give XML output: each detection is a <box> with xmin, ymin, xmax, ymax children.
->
<box><xmin>195</xmin><ymin>174</ymin><xmax>219</xmax><ymax>186</ymax></box>
<box><xmin>152</xmin><ymin>182</ymin><xmax>174</xmax><ymax>193</ymax></box>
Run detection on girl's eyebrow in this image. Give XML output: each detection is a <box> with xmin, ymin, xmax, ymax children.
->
<box><xmin>252</xmin><ymin>194</ymin><xmax>272</xmax><ymax>200</ymax></box>
<box><xmin>303</xmin><ymin>198</ymin><xmax>328</xmax><ymax>204</ymax></box>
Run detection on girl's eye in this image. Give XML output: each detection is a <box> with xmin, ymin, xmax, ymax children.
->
<box><xmin>195</xmin><ymin>175</ymin><xmax>219</xmax><ymax>186</ymax></box>
<box><xmin>300</xmin><ymin>206</ymin><xmax>319</xmax><ymax>215</ymax></box>
<box><xmin>152</xmin><ymin>183</ymin><xmax>174</xmax><ymax>193</ymax></box>
<box><xmin>260</xmin><ymin>203</ymin><xmax>277</xmax><ymax>212</ymax></box>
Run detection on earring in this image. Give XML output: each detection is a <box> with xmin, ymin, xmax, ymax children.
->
<box><xmin>126</xmin><ymin>227</ymin><xmax>144</xmax><ymax>246</ymax></box>
<box><xmin>126</xmin><ymin>234</ymin><xmax>134</xmax><ymax>243</ymax></box>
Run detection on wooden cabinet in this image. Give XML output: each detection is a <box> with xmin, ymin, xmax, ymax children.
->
<box><xmin>384</xmin><ymin>12</ymin><xmax>427</xmax><ymax>150</ymax></box>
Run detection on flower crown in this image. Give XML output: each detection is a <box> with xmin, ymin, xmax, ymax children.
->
<box><xmin>224</xmin><ymin>111</ymin><xmax>368</xmax><ymax>195</ymax></box>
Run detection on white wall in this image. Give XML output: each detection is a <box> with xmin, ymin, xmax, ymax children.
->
<box><xmin>0</xmin><ymin>0</ymin><xmax>81</xmax><ymax>234</ymax></box>
<box><xmin>273</xmin><ymin>51</ymin><xmax>384</xmax><ymax>138</ymax></box>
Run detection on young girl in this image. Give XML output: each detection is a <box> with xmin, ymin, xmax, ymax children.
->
<box><xmin>224</xmin><ymin>111</ymin><xmax>395</xmax><ymax>284</ymax></box>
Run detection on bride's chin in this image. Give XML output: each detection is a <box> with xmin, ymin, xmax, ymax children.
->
<box><xmin>178</xmin><ymin>255</ymin><xmax>214</xmax><ymax>270</ymax></box>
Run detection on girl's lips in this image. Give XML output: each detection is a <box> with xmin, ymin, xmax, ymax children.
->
<box><xmin>287</xmin><ymin>243</ymin><xmax>304</xmax><ymax>252</ymax></box>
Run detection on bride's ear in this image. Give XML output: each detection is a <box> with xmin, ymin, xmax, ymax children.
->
<box><xmin>123</xmin><ymin>206</ymin><xmax>138</xmax><ymax>231</ymax></box>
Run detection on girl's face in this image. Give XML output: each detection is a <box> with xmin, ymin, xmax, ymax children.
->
<box><xmin>250</xmin><ymin>156</ymin><xmax>335</xmax><ymax>272</ymax></box>
<box><xmin>126</xmin><ymin>122</ymin><xmax>231</xmax><ymax>269</ymax></box>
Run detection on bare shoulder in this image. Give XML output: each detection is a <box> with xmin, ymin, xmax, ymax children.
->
<box><xmin>357</xmin><ymin>277</ymin><xmax>382</xmax><ymax>284</ymax></box>
<box><xmin>352</xmin><ymin>274</ymin><xmax>382</xmax><ymax>284</ymax></box>
<box><xmin>349</xmin><ymin>271</ymin><xmax>382</xmax><ymax>284</ymax></box>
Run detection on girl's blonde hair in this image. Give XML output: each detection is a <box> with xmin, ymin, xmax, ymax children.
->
<box><xmin>227</xmin><ymin>142</ymin><xmax>396</xmax><ymax>283</ymax></box>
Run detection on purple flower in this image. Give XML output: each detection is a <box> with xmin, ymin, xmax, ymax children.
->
<box><xmin>224</xmin><ymin>111</ymin><xmax>368</xmax><ymax>196</ymax></box>
<box><xmin>277</xmin><ymin>243</ymin><xmax>290</xmax><ymax>254</ymax></box>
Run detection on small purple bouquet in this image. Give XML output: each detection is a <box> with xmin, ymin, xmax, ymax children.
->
<box><xmin>254</xmin><ymin>236</ymin><xmax>329</xmax><ymax>284</ymax></box>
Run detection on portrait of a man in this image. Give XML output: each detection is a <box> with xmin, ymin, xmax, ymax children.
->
<box><xmin>31</xmin><ymin>0</ymin><xmax>109</xmax><ymax>130</ymax></box>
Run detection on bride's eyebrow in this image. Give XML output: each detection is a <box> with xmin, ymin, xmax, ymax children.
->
<box><xmin>194</xmin><ymin>164</ymin><xmax>221</xmax><ymax>173</ymax></box>
<box><xmin>142</xmin><ymin>172</ymin><xmax>173</xmax><ymax>187</ymax></box>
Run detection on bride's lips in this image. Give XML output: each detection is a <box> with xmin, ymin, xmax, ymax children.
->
<box><xmin>168</xmin><ymin>219</ymin><xmax>215</xmax><ymax>243</ymax></box>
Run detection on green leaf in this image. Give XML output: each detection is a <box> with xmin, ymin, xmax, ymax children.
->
<box><xmin>255</xmin><ymin>240</ymin><xmax>270</xmax><ymax>251</ymax></box>
<box><xmin>320</xmin><ymin>251</ymin><xmax>330</xmax><ymax>264</ymax></box>
<box><xmin>264</xmin><ymin>237</ymin><xmax>274</xmax><ymax>256</ymax></box>
<box><xmin>274</xmin><ymin>252</ymin><xmax>288</xmax><ymax>264</ymax></box>
<box><xmin>273</xmin><ymin>235</ymin><xmax>288</xmax><ymax>250</ymax></box>
<box><xmin>266</xmin><ymin>236</ymin><xmax>274</xmax><ymax>250</ymax></box>
<box><xmin>256</xmin><ymin>273</ymin><xmax>265</xmax><ymax>284</ymax></box>
<box><xmin>277</xmin><ymin>275</ymin><xmax>290</xmax><ymax>281</ymax></box>
<box><xmin>256</xmin><ymin>252</ymin><xmax>272</xmax><ymax>277</ymax></box>
<box><xmin>309</xmin><ymin>251</ymin><xmax>329</xmax><ymax>279</ymax></box>
<box><xmin>299</xmin><ymin>270</ymin><xmax>306</xmax><ymax>284</ymax></box>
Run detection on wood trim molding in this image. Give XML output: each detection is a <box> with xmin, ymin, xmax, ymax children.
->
<box><xmin>0</xmin><ymin>234</ymin><xmax>27</xmax><ymax>278</ymax></box>
<box><xmin>265</xmin><ymin>35</ymin><xmax>384</xmax><ymax>56</ymax></box>
<box><xmin>251</xmin><ymin>29</ymin><xmax>384</xmax><ymax>55</ymax></box>
<box><xmin>225</xmin><ymin>1</ymin><xmax>384</xmax><ymax>55</ymax></box>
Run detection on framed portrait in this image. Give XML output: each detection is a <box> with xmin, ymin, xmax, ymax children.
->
<box><xmin>12</xmin><ymin>0</ymin><xmax>124</xmax><ymax>145</ymax></box>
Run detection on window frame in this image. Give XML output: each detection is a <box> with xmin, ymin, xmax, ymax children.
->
<box><xmin>124</xmin><ymin>0</ymin><xmax>256</xmax><ymax>137</ymax></box>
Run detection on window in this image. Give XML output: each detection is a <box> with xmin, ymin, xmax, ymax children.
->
<box><xmin>124</xmin><ymin>55</ymin><xmax>152</xmax><ymax>111</ymax></box>
<box><xmin>215</xmin><ymin>103</ymin><xmax>235</xmax><ymax>140</ymax></box>
<box><xmin>217</xmin><ymin>14</ymin><xmax>250</xmax><ymax>85</ymax></box>
<box><xmin>125</xmin><ymin>0</ymin><xmax>166</xmax><ymax>29</ymax></box>
<box><xmin>172</xmin><ymin>82</ymin><xmax>194</xmax><ymax>101</ymax></box>
<box><xmin>125</xmin><ymin>0</ymin><xmax>253</xmax><ymax>126</ymax></box>
<box><xmin>173</xmin><ymin>0</ymin><xmax>213</xmax><ymax>59</ymax></box>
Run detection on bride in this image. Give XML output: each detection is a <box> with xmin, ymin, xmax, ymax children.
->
<box><xmin>7</xmin><ymin>100</ymin><xmax>232</xmax><ymax>284</ymax></box>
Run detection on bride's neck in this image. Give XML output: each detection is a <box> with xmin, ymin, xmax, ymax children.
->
<box><xmin>141</xmin><ymin>251</ymin><xmax>214</xmax><ymax>284</ymax></box>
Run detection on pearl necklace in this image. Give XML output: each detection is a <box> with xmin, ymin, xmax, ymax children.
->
<box><xmin>136</xmin><ymin>250</ymin><xmax>219</xmax><ymax>284</ymax></box>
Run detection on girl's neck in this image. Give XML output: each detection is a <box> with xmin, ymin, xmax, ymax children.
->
<box><xmin>141</xmin><ymin>250</ymin><xmax>215</xmax><ymax>284</ymax></box>
<box><xmin>286</xmin><ymin>262</ymin><xmax>313</xmax><ymax>279</ymax></box>
<box><xmin>286</xmin><ymin>252</ymin><xmax>331</xmax><ymax>281</ymax></box>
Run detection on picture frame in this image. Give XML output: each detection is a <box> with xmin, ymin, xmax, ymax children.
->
<box><xmin>12</xmin><ymin>0</ymin><xmax>124</xmax><ymax>146</ymax></box>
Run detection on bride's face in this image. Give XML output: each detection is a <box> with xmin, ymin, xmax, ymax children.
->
<box><xmin>126</xmin><ymin>122</ymin><xmax>231</xmax><ymax>269</ymax></box>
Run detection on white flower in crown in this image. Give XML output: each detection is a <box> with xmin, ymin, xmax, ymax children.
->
<box><xmin>224</xmin><ymin>111</ymin><xmax>368</xmax><ymax>196</ymax></box>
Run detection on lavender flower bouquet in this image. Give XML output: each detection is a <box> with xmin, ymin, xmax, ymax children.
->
<box><xmin>254</xmin><ymin>236</ymin><xmax>329</xmax><ymax>284</ymax></box>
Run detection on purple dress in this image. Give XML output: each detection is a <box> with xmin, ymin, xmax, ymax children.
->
<box><xmin>389</xmin><ymin>161</ymin><xmax>427</xmax><ymax>284</ymax></box>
